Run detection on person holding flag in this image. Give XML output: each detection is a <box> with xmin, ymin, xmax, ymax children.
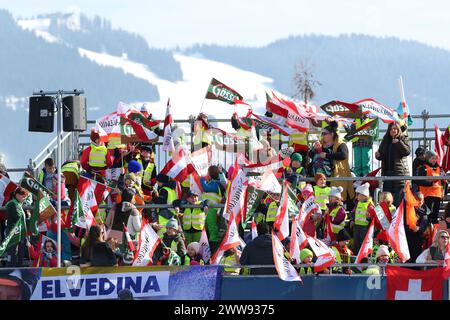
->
<box><xmin>152</xmin><ymin>173</ymin><xmax>178</xmax><ymax>237</ymax></box>
<box><xmin>325</xmin><ymin>186</ymin><xmax>347</xmax><ymax>239</ymax></box>
<box><xmin>3</xmin><ymin>187</ymin><xmax>29</xmax><ymax>267</ymax></box>
<box><xmin>26</xmin><ymin>237</ymin><xmax>57</xmax><ymax>267</ymax></box>
<box><xmin>80</xmin><ymin>128</ymin><xmax>114</xmax><ymax>182</ymax></box>
<box><xmin>331</xmin><ymin>230</ymin><xmax>354</xmax><ymax>275</ymax></box>
<box><xmin>153</xmin><ymin>218</ymin><xmax>186</xmax><ymax>265</ymax></box>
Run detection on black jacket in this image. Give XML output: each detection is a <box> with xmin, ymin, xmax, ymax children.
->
<box><xmin>376</xmin><ymin>133</ymin><xmax>411</xmax><ymax>187</ymax></box>
<box><xmin>240</xmin><ymin>234</ymin><xmax>276</xmax><ymax>275</ymax></box>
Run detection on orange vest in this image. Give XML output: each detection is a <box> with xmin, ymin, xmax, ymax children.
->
<box><xmin>419</xmin><ymin>165</ymin><xmax>443</xmax><ymax>198</ymax></box>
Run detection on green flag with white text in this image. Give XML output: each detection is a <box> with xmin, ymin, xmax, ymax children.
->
<box><xmin>0</xmin><ymin>214</ymin><xmax>27</xmax><ymax>257</ymax></box>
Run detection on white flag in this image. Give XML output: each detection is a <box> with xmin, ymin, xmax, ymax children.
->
<box><xmin>298</xmin><ymin>195</ymin><xmax>318</xmax><ymax>227</ymax></box>
<box><xmin>251</xmin><ymin>220</ymin><xmax>258</xmax><ymax>240</ymax></box>
<box><xmin>223</xmin><ymin>167</ymin><xmax>248</xmax><ymax>222</ymax></box>
<box><xmin>211</xmin><ymin>213</ymin><xmax>241</xmax><ymax>264</ymax></box>
<box><xmin>162</xmin><ymin>99</ymin><xmax>175</xmax><ymax>152</ymax></box>
<box><xmin>355</xmin><ymin>220</ymin><xmax>375</xmax><ymax>263</ymax></box>
<box><xmin>272</xmin><ymin>231</ymin><xmax>302</xmax><ymax>282</ymax></box>
<box><xmin>199</xmin><ymin>229</ymin><xmax>211</xmax><ymax>263</ymax></box>
<box><xmin>307</xmin><ymin>236</ymin><xmax>336</xmax><ymax>273</ymax></box>
<box><xmin>132</xmin><ymin>219</ymin><xmax>161</xmax><ymax>266</ymax></box>
<box><xmin>289</xmin><ymin>215</ymin><xmax>307</xmax><ymax>264</ymax></box>
<box><xmin>274</xmin><ymin>181</ymin><xmax>290</xmax><ymax>241</ymax></box>
<box><xmin>388</xmin><ymin>201</ymin><xmax>410</xmax><ymax>262</ymax></box>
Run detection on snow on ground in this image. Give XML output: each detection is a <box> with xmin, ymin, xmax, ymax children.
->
<box><xmin>17</xmin><ymin>18</ymin><xmax>61</xmax><ymax>44</ymax></box>
<box><xmin>77</xmin><ymin>48</ymin><xmax>273</xmax><ymax>125</ymax></box>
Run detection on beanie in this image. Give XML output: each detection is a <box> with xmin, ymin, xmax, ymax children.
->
<box><xmin>156</xmin><ymin>173</ymin><xmax>170</xmax><ymax>184</ymax></box>
<box><xmin>127</xmin><ymin>160</ymin><xmax>143</xmax><ymax>173</ymax></box>
<box><xmin>290</xmin><ymin>152</ymin><xmax>302</xmax><ymax>163</ymax></box>
<box><xmin>425</xmin><ymin>150</ymin><xmax>437</xmax><ymax>161</ymax></box>
<box><xmin>355</xmin><ymin>182</ymin><xmax>370</xmax><ymax>198</ymax></box>
<box><xmin>166</xmin><ymin>218</ymin><xmax>179</xmax><ymax>230</ymax></box>
<box><xmin>375</xmin><ymin>245</ymin><xmax>390</xmax><ymax>259</ymax></box>
<box><xmin>90</xmin><ymin>129</ymin><xmax>100</xmax><ymax>142</ymax></box>
<box><xmin>300</xmin><ymin>248</ymin><xmax>313</xmax><ymax>263</ymax></box>
<box><xmin>187</xmin><ymin>242</ymin><xmax>200</xmax><ymax>254</ymax></box>
<box><xmin>301</xmin><ymin>184</ymin><xmax>314</xmax><ymax>196</ymax></box>
<box><xmin>329</xmin><ymin>186</ymin><xmax>344</xmax><ymax>199</ymax></box>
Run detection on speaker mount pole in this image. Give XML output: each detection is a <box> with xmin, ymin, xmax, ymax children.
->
<box><xmin>56</xmin><ymin>91</ymin><xmax>62</xmax><ymax>268</ymax></box>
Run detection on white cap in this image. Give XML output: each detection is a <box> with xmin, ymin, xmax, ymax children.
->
<box><xmin>376</xmin><ymin>245</ymin><xmax>390</xmax><ymax>259</ymax></box>
<box><xmin>356</xmin><ymin>182</ymin><xmax>370</xmax><ymax>197</ymax></box>
<box><xmin>329</xmin><ymin>186</ymin><xmax>343</xmax><ymax>199</ymax></box>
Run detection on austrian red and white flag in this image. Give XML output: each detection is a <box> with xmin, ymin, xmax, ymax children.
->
<box><xmin>132</xmin><ymin>218</ymin><xmax>161</xmax><ymax>266</ymax></box>
<box><xmin>355</xmin><ymin>220</ymin><xmax>375</xmax><ymax>263</ymax></box>
<box><xmin>442</xmin><ymin>244</ymin><xmax>450</xmax><ymax>280</ymax></box>
<box><xmin>123</xmin><ymin>223</ymin><xmax>135</xmax><ymax>252</ymax></box>
<box><xmin>387</xmin><ymin>201</ymin><xmax>410</xmax><ymax>262</ymax></box>
<box><xmin>211</xmin><ymin>213</ymin><xmax>241</xmax><ymax>264</ymax></box>
<box><xmin>95</xmin><ymin>112</ymin><xmax>120</xmax><ymax>144</ymax></box>
<box><xmin>268</xmin><ymin>92</ymin><xmax>310</xmax><ymax>132</ymax></box>
<box><xmin>223</xmin><ymin>166</ymin><xmax>248</xmax><ymax>223</ymax></box>
<box><xmin>387</xmin><ymin>266</ymin><xmax>444</xmax><ymax>300</ymax></box>
<box><xmin>323</xmin><ymin>214</ymin><xmax>336</xmax><ymax>245</ymax></box>
<box><xmin>251</xmin><ymin>220</ymin><xmax>258</xmax><ymax>240</ymax></box>
<box><xmin>289</xmin><ymin>215</ymin><xmax>304</xmax><ymax>264</ymax></box>
<box><xmin>354</xmin><ymin>98</ymin><xmax>398</xmax><ymax>124</ymax></box>
<box><xmin>435</xmin><ymin>124</ymin><xmax>445</xmax><ymax>167</ymax></box>
<box><xmin>298</xmin><ymin>195</ymin><xmax>318</xmax><ymax>228</ymax></box>
<box><xmin>247</xmin><ymin>169</ymin><xmax>281</xmax><ymax>194</ymax></box>
<box><xmin>274</xmin><ymin>181</ymin><xmax>290</xmax><ymax>241</ymax></box>
<box><xmin>307</xmin><ymin>236</ymin><xmax>336</xmax><ymax>273</ymax></box>
<box><xmin>272</xmin><ymin>231</ymin><xmax>302</xmax><ymax>282</ymax></box>
<box><xmin>75</xmin><ymin>176</ymin><xmax>111</xmax><ymax>229</ymax></box>
<box><xmin>160</xmin><ymin>148</ymin><xmax>194</xmax><ymax>183</ymax></box>
<box><xmin>243</xmin><ymin>155</ymin><xmax>286</xmax><ymax>179</ymax></box>
<box><xmin>163</xmin><ymin>98</ymin><xmax>175</xmax><ymax>152</ymax></box>
<box><xmin>0</xmin><ymin>174</ymin><xmax>17</xmax><ymax>206</ymax></box>
<box><xmin>199</xmin><ymin>228</ymin><xmax>211</xmax><ymax>263</ymax></box>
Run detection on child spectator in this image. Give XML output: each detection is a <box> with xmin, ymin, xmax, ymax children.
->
<box><xmin>299</xmin><ymin>248</ymin><xmax>314</xmax><ymax>275</ymax></box>
<box><xmin>326</xmin><ymin>186</ymin><xmax>347</xmax><ymax>238</ymax></box>
<box><xmin>39</xmin><ymin>158</ymin><xmax>56</xmax><ymax>191</ymax></box>
<box><xmin>350</xmin><ymin>183</ymin><xmax>375</xmax><ymax>253</ymax></box>
<box><xmin>183</xmin><ymin>242</ymin><xmax>205</xmax><ymax>265</ymax></box>
<box><xmin>417</xmin><ymin>150</ymin><xmax>446</xmax><ymax>224</ymax></box>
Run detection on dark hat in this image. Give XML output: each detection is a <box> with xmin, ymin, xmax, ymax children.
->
<box><xmin>121</xmin><ymin>188</ymin><xmax>136</xmax><ymax>203</ymax></box>
<box><xmin>323</xmin><ymin>121</ymin><xmax>338</xmax><ymax>134</ymax></box>
<box><xmin>117</xmin><ymin>288</ymin><xmax>134</xmax><ymax>300</ymax></box>
<box><xmin>156</xmin><ymin>173</ymin><xmax>170</xmax><ymax>184</ymax></box>
<box><xmin>337</xmin><ymin>229</ymin><xmax>352</xmax><ymax>242</ymax></box>
<box><xmin>140</xmin><ymin>144</ymin><xmax>154</xmax><ymax>153</ymax></box>
<box><xmin>187</xmin><ymin>190</ymin><xmax>199</xmax><ymax>197</ymax></box>
<box><xmin>415</xmin><ymin>146</ymin><xmax>427</xmax><ymax>157</ymax></box>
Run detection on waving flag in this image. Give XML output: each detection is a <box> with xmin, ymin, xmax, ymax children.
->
<box><xmin>133</xmin><ymin>218</ymin><xmax>161</xmax><ymax>266</ymax></box>
<box><xmin>122</xmin><ymin>112</ymin><xmax>159</xmax><ymax>142</ymax></box>
<box><xmin>0</xmin><ymin>213</ymin><xmax>27</xmax><ymax>257</ymax></box>
<box><xmin>274</xmin><ymin>181</ymin><xmax>290</xmax><ymax>241</ymax></box>
<box><xmin>272</xmin><ymin>231</ymin><xmax>302</xmax><ymax>282</ymax></box>
<box><xmin>205</xmin><ymin>78</ymin><xmax>244</xmax><ymax>105</ymax></box>
<box><xmin>73</xmin><ymin>176</ymin><xmax>111</xmax><ymax>229</ymax></box>
<box><xmin>404</xmin><ymin>181</ymin><xmax>419</xmax><ymax>231</ymax></box>
<box><xmin>95</xmin><ymin>111</ymin><xmax>122</xmax><ymax>147</ymax></box>
<box><xmin>160</xmin><ymin>148</ymin><xmax>194</xmax><ymax>183</ymax></box>
<box><xmin>388</xmin><ymin>201</ymin><xmax>410</xmax><ymax>262</ymax></box>
<box><xmin>211</xmin><ymin>213</ymin><xmax>241</xmax><ymax>264</ymax></box>
<box><xmin>250</xmin><ymin>112</ymin><xmax>295</xmax><ymax>136</ymax></box>
<box><xmin>251</xmin><ymin>220</ymin><xmax>258</xmax><ymax>240</ymax></box>
<box><xmin>0</xmin><ymin>173</ymin><xmax>17</xmax><ymax>206</ymax></box>
<box><xmin>355</xmin><ymin>220</ymin><xmax>375</xmax><ymax>263</ymax></box>
<box><xmin>289</xmin><ymin>215</ymin><xmax>303</xmax><ymax>264</ymax></box>
<box><xmin>443</xmin><ymin>244</ymin><xmax>450</xmax><ymax>280</ymax></box>
<box><xmin>123</xmin><ymin>223</ymin><xmax>136</xmax><ymax>252</ymax></box>
<box><xmin>247</xmin><ymin>169</ymin><xmax>282</xmax><ymax>194</ymax></box>
<box><xmin>320</xmin><ymin>100</ymin><xmax>362</xmax><ymax>119</ymax></box>
<box><xmin>354</xmin><ymin>98</ymin><xmax>398</xmax><ymax>123</ymax></box>
<box><xmin>199</xmin><ymin>229</ymin><xmax>211</xmax><ymax>263</ymax></box>
<box><xmin>435</xmin><ymin>124</ymin><xmax>445</xmax><ymax>167</ymax></box>
<box><xmin>163</xmin><ymin>98</ymin><xmax>175</xmax><ymax>152</ymax></box>
<box><xmin>307</xmin><ymin>236</ymin><xmax>336</xmax><ymax>273</ymax></box>
<box><xmin>243</xmin><ymin>155</ymin><xmax>286</xmax><ymax>179</ymax></box>
<box><xmin>223</xmin><ymin>165</ymin><xmax>248</xmax><ymax>223</ymax></box>
<box><xmin>298</xmin><ymin>195</ymin><xmax>318</xmax><ymax>227</ymax></box>
<box><xmin>323</xmin><ymin>214</ymin><xmax>336</xmax><ymax>245</ymax></box>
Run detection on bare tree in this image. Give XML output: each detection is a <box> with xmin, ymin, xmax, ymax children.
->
<box><xmin>293</xmin><ymin>58</ymin><xmax>321</xmax><ymax>104</ymax></box>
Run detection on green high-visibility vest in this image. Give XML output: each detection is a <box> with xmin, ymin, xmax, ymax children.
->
<box><xmin>157</xmin><ymin>187</ymin><xmax>178</xmax><ymax>237</ymax></box>
<box><xmin>266</xmin><ymin>201</ymin><xmax>278</xmax><ymax>223</ymax></box>
<box><xmin>182</xmin><ymin>201</ymin><xmax>205</xmax><ymax>231</ymax></box>
<box><xmin>61</xmin><ymin>162</ymin><xmax>80</xmax><ymax>179</ymax></box>
<box><xmin>329</xmin><ymin>206</ymin><xmax>346</xmax><ymax>233</ymax></box>
<box><xmin>313</xmin><ymin>185</ymin><xmax>331</xmax><ymax>211</ymax></box>
<box><xmin>88</xmin><ymin>144</ymin><xmax>107</xmax><ymax>167</ymax></box>
<box><xmin>142</xmin><ymin>163</ymin><xmax>155</xmax><ymax>188</ymax></box>
<box><xmin>355</xmin><ymin>201</ymin><xmax>372</xmax><ymax>227</ymax></box>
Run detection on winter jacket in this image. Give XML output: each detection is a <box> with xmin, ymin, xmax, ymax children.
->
<box><xmin>153</xmin><ymin>181</ymin><xmax>177</xmax><ymax>204</ymax></box>
<box><xmin>328</xmin><ymin>140</ymin><xmax>355</xmax><ymax>201</ymax></box>
<box><xmin>375</xmin><ymin>133</ymin><xmax>411</xmax><ymax>188</ymax></box>
<box><xmin>240</xmin><ymin>234</ymin><xmax>276</xmax><ymax>275</ymax></box>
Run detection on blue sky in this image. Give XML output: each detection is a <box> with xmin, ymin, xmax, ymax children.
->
<box><xmin>1</xmin><ymin>0</ymin><xmax>449</xmax><ymax>50</ymax></box>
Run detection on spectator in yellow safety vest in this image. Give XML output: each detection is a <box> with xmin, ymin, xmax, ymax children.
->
<box><xmin>325</xmin><ymin>186</ymin><xmax>346</xmax><ymax>238</ymax></box>
<box><xmin>285</xmin><ymin>152</ymin><xmax>306</xmax><ymax>190</ymax></box>
<box><xmin>299</xmin><ymin>248</ymin><xmax>314</xmax><ymax>275</ymax></box>
<box><xmin>139</xmin><ymin>144</ymin><xmax>157</xmax><ymax>196</ymax></box>
<box><xmin>38</xmin><ymin>158</ymin><xmax>56</xmax><ymax>191</ymax></box>
<box><xmin>183</xmin><ymin>242</ymin><xmax>205</xmax><ymax>265</ymax></box>
<box><xmin>173</xmin><ymin>190</ymin><xmax>208</xmax><ymax>244</ymax></box>
<box><xmin>349</xmin><ymin>183</ymin><xmax>376</xmax><ymax>254</ymax></box>
<box><xmin>80</xmin><ymin>129</ymin><xmax>114</xmax><ymax>181</ymax></box>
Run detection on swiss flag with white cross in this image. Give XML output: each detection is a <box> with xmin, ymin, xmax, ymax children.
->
<box><xmin>386</xmin><ymin>266</ymin><xmax>444</xmax><ymax>300</ymax></box>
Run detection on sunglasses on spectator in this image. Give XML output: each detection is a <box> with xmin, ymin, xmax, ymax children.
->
<box><xmin>440</xmin><ymin>235</ymin><xmax>449</xmax><ymax>239</ymax></box>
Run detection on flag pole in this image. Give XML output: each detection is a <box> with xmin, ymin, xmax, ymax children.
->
<box><xmin>56</xmin><ymin>91</ymin><xmax>62</xmax><ymax>268</ymax></box>
<box><xmin>398</xmin><ymin>76</ymin><xmax>407</xmax><ymax>120</ymax></box>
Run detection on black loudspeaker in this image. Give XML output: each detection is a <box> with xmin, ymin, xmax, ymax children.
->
<box><xmin>28</xmin><ymin>96</ymin><xmax>54</xmax><ymax>132</ymax></box>
<box><xmin>63</xmin><ymin>96</ymin><xmax>87</xmax><ymax>132</ymax></box>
